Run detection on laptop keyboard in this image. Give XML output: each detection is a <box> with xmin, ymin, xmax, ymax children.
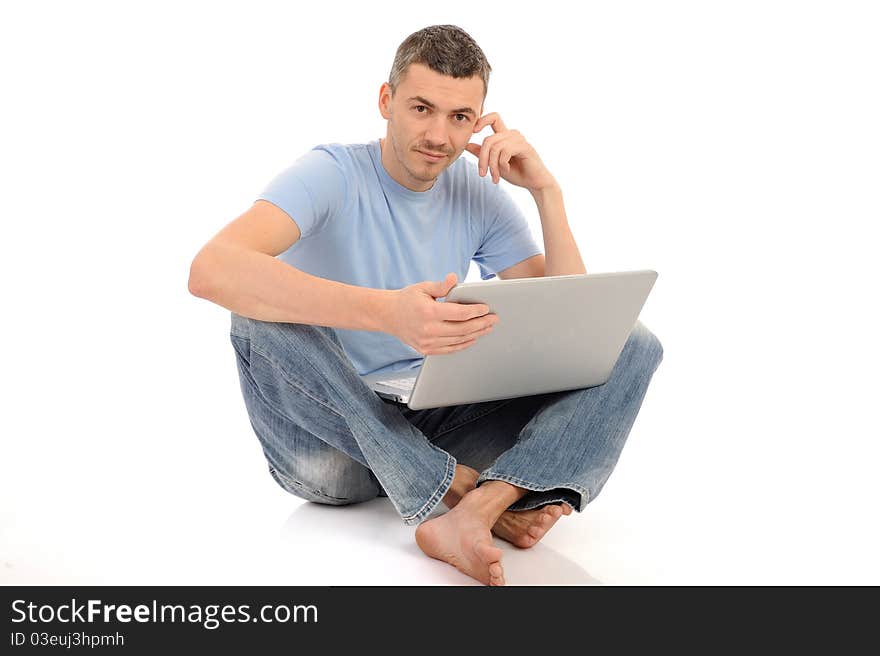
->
<box><xmin>377</xmin><ymin>377</ymin><xmax>415</xmax><ymax>391</ymax></box>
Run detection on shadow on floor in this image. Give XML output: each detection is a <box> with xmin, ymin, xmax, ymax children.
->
<box><xmin>279</xmin><ymin>496</ymin><xmax>601</xmax><ymax>585</ymax></box>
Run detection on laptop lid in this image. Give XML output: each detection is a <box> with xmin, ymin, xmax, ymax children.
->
<box><xmin>402</xmin><ymin>269</ymin><xmax>658</xmax><ymax>410</ymax></box>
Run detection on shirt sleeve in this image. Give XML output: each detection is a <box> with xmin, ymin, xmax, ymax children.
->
<box><xmin>255</xmin><ymin>146</ymin><xmax>349</xmax><ymax>240</ymax></box>
<box><xmin>472</xmin><ymin>182</ymin><xmax>544</xmax><ymax>280</ymax></box>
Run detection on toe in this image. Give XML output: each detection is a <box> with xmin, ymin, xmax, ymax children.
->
<box><xmin>528</xmin><ymin>526</ymin><xmax>544</xmax><ymax>539</ymax></box>
<box><xmin>489</xmin><ymin>563</ymin><xmax>503</xmax><ymax>578</ymax></box>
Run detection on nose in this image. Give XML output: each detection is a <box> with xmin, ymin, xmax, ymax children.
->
<box><xmin>423</xmin><ymin>115</ymin><xmax>449</xmax><ymax>153</ymax></box>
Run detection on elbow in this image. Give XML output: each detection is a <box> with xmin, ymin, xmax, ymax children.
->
<box><xmin>188</xmin><ymin>252</ymin><xmax>212</xmax><ymax>298</ymax></box>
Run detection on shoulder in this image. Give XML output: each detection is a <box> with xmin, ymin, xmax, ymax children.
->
<box><xmin>310</xmin><ymin>141</ymin><xmax>376</xmax><ymax>166</ymax></box>
<box><xmin>299</xmin><ymin>142</ymin><xmax>359</xmax><ymax>170</ymax></box>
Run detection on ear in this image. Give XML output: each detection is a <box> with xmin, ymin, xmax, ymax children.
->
<box><xmin>378</xmin><ymin>83</ymin><xmax>392</xmax><ymax>120</ymax></box>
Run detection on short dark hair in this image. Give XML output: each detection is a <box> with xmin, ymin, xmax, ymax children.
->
<box><xmin>388</xmin><ymin>25</ymin><xmax>492</xmax><ymax>100</ymax></box>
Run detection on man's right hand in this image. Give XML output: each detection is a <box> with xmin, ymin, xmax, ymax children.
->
<box><xmin>383</xmin><ymin>272</ymin><xmax>499</xmax><ymax>355</ymax></box>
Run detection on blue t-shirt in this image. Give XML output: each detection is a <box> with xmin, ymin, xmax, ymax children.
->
<box><xmin>256</xmin><ymin>138</ymin><xmax>543</xmax><ymax>376</ymax></box>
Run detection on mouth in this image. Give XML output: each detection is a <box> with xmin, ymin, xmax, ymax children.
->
<box><xmin>418</xmin><ymin>150</ymin><xmax>446</xmax><ymax>163</ymax></box>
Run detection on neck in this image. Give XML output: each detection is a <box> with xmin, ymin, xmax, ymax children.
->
<box><xmin>380</xmin><ymin>137</ymin><xmax>435</xmax><ymax>192</ymax></box>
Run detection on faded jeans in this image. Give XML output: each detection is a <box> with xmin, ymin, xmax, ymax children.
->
<box><xmin>229</xmin><ymin>312</ymin><xmax>664</xmax><ymax>526</ymax></box>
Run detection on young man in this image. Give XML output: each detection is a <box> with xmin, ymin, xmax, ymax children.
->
<box><xmin>188</xmin><ymin>25</ymin><xmax>664</xmax><ymax>586</ymax></box>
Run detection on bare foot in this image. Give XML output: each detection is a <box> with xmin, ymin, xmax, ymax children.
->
<box><xmin>416</xmin><ymin>493</ymin><xmax>506</xmax><ymax>586</ymax></box>
<box><xmin>492</xmin><ymin>502</ymin><xmax>573</xmax><ymax>549</ymax></box>
<box><xmin>445</xmin><ymin>464</ymin><xmax>573</xmax><ymax>549</ymax></box>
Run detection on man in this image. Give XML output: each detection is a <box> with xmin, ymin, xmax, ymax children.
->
<box><xmin>188</xmin><ymin>25</ymin><xmax>664</xmax><ymax>586</ymax></box>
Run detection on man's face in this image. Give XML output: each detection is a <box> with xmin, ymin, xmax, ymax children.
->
<box><xmin>378</xmin><ymin>62</ymin><xmax>484</xmax><ymax>191</ymax></box>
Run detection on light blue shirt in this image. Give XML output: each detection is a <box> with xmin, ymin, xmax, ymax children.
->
<box><xmin>256</xmin><ymin>138</ymin><xmax>543</xmax><ymax>376</ymax></box>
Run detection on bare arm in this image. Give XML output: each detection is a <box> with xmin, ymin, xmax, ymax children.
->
<box><xmin>529</xmin><ymin>184</ymin><xmax>586</xmax><ymax>277</ymax></box>
<box><xmin>188</xmin><ymin>200</ymin><xmax>392</xmax><ymax>331</ymax></box>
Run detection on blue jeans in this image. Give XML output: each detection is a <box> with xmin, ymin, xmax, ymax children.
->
<box><xmin>229</xmin><ymin>312</ymin><xmax>664</xmax><ymax>526</ymax></box>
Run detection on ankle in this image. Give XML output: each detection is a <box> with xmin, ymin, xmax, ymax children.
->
<box><xmin>442</xmin><ymin>464</ymin><xmax>479</xmax><ymax>508</ymax></box>
<box><xmin>459</xmin><ymin>480</ymin><xmax>527</xmax><ymax>523</ymax></box>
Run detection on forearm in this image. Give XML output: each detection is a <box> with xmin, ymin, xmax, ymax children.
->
<box><xmin>189</xmin><ymin>242</ymin><xmax>392</xmax><ymax>331</ymax></box>
<box><xmin>530</xmin><ymin>185</ymin><xmax>587</xmax><ymax>276</ymax></box>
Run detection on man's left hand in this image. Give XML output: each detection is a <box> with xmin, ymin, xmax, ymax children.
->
<box><xmin>465</xmin><ymin>113</ymin><xmax>558</xmax><ymax>193</ymax></box>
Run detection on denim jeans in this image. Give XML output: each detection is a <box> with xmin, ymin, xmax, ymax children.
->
<box><xmin>229</xmin><ymin>312</ymin><xmax>664</xmax><ymax>526</ymax></box>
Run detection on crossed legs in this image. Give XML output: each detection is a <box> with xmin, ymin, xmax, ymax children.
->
<box><xmin>229</xmin><ymin>313</ymin><xmax>663</xmax><ymax>585</ymax></box>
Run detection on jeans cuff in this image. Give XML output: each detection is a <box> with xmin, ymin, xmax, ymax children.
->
<box><xmin>475</xmin><ymin>470</ymin><xmax>589</xmax><ymax>513</ymax></box>
<box><xmin>401</xmin><ymin>452</ymin><xmax>457</xmax><ymax>526</ymax></box>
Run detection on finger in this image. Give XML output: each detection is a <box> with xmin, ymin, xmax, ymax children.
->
<box><xmin>477</xmin><ymin>135</ymin><xmax>494</xmax><ymax>177</ymax></box>
<box><xmin>431</xmin><ymin>321</ymin><xmax>494</xmax><ymax>348</ymax></box>
<box><xmin>436</xmin><ymin>314</ymin><xmax>497</xmax><ymax>339</ymax></box>
<box><xmin>499</xmin><ymin>148</ymin><xmax>514</xmax><ymax>178</ymax></box>
<box><xmin>473</xmin><ymin>112</ymin><xmax>506</xmax><ymax>135</ymax></box>
<box><xmin>491</xmin><ymin>145</ymin><xmax>514</xmax><ymax>184</ymax></box>
<box><xmin>472</xmin><ymin>112</ymin><xmax>496</xmax><ymax>133</ymax></box>
<box><xmin>489</xmin><ymin>143</ymin><xmax>501</xmax><ymax>183</ymax></box>
<box><xmin>479</xmin><ymin>133</ymin><xmax>514</xmax><ymax>179</ymax></box>
<box><xmin>496</xmin><ymin>143</ymin><xmax>519</xmax><ymax>182</ymax></box>
<box><xmin>439</xmin><ymin>301</ymin><xmax>491</xmax><ymax>321</ymax></box>
<box><xmin>425</xmin><ymin>338</ymin><xmax>475</xmax><ymax>356</ymax></box>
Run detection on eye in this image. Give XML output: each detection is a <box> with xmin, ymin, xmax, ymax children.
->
<box><xmin>413</xmin><ymin>106</ymin><xmax>469</xmax><ymax>123</ymax></box>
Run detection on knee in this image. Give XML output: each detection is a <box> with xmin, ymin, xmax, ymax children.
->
<box><xmin>267</xmin><ymin>450</ymin><xmax>381</xmax><ymax>506</ymax></box>
<box><xmin>629</xmin><ymin>321</ymin><xmax>664</xmax><ymax>369</ymax></box>
<box><xmin>244</xmin><ymin>317</ymin><xmax>339</xmax><ymax>348</ymax></box>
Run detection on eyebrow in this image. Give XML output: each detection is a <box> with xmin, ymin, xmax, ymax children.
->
<box><xmin>407</xmin><ymin>96</ymin><xmax>477</xmax><ymax>117</ymax></box>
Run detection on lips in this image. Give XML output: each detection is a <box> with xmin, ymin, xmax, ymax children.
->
<box><xmin>419</xmin><ymin>150</ymin><xmax>446</xmax><ymax>161</ymax></box>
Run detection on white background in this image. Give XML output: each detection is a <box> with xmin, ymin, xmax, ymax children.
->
<box><xmin>1</xmin><ymin>0</ymin><xmax>878</xmax><ymax>585</ymax></box>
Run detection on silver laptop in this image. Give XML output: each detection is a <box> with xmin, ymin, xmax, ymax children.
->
<box><xmin>360</xmin><ymin>269</ymin><xmax>658</xmax><ymax>410</ymax></box>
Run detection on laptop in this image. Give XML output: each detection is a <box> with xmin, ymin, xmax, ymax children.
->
<box><xmin>360</xmin><ymin>269</ymin><xmax>658</xmax><ymax>410</ymax></box>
